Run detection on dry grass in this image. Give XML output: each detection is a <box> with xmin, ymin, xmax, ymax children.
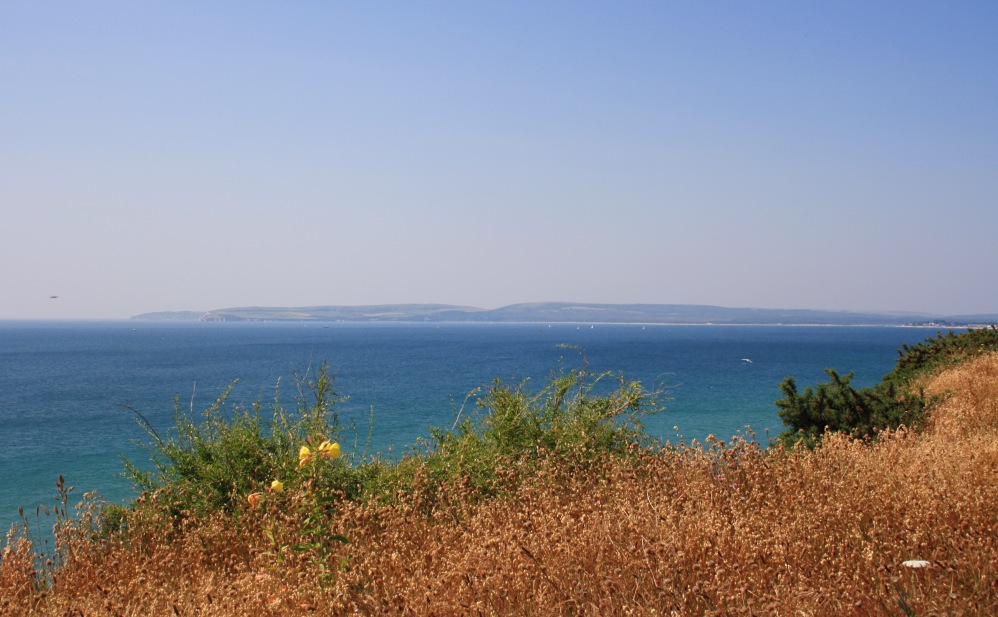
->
<box><xmin>4</xmin><ymin>355</ymin><xmax>997</xmax><ymax>616</ymax></box>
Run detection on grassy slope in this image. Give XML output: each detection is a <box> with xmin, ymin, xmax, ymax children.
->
<box><xmin>2</xmin><ymin>356</ymin><xmax>997</xmax><ymax>616</ymax></box>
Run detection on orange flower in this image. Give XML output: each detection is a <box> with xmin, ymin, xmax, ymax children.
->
<box><xmin>247</xmin><ymin>492</ymin><xmax>263</xmax><ymax>509</ymax></box>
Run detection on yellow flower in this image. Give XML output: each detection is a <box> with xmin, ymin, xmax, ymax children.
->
<box><xmin>298</xmin><ymin>445</ymin><xmax>313</xmax><ymax>468</ymax></box>
<box><xmin>247</xmin><ymin>492</ymin><xmax>262</xmax><ymax>509</ymax></box>
<box><xmin>317</xmin><ymin>440</ymin><xmax>341</xmax><ymax>460</ymax></box>
<box><xmin>298</xmin><ymin>441</ymin><xmax>341</xmax><ymax>468</ymax></box>
<box><xmin>270</xmin><ymin>479</ymin><xmax>284</xmax><ymax>493</ymax></box>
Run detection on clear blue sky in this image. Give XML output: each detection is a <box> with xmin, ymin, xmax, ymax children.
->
<box><xmin>2</xmin><ymin>2</ymin><xmax>996</xmax><ymax>319</ymax></box>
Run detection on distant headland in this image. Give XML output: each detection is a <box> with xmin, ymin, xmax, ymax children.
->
<box><xmin>130</xmin><ymin>303</ymin><xmax>998</xmax><ymax>327</ymax></box>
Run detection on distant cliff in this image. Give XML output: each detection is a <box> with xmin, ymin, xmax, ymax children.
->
<box><xmin>129</xmin><ymin>302</ymin><xmax>997</xmax><ymax>326</ymax></box>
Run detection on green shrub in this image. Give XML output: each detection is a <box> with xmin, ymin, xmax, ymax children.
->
<box><xmin>412</xmin><ymin>365</ymin><xmax>662</xmax><ymax>498</ymax></box>
<box><xmin>890</xmin><ymin>325</ymin><xmax>998</xmax><ymax>385</ymax></box>
<box><xmin>775</xmin><ymin>326</ymin><xmax>998</xmax><ymax>447</ymax></box>
<box><xmin>121</xmin><ymin>364</ymin><xmax>347</xmax><ymax>517</ymax></box>
<box><xmin>117</xmin><ymin>356</ymin><xmax>661</xmax><ymax>531</ymax></box>
<box><xmin>775</xmin><ymin>369</ymin><xmax>926</xmax><ymax>448</ymax></box>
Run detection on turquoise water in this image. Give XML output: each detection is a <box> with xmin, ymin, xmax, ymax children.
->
<box><xmin>0</xmin><ymin>321</ymin><xmax>939</xmax><ymax>536</ymax></box>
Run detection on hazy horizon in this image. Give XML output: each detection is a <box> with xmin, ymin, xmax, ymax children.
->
<box><xmin>7</xmin><ymin>301</ymin><xmax>998</xmax><ymax>325</ymax></box>
<box><xmin>3</xmin><ymin>3</ymin><xmax>996</xmax><ymax>320</ymax></box>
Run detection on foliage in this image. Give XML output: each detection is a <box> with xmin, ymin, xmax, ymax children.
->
<box><xmin>891</xmin><ymin>325</ymin><xmax>998</xmax><ymax>385</ymax></box>
<box><xmin>410</xmin><ymin>365</ymin><xmax>661</xmax><ymax>499</ymax></box>
<box><xmin>775</xmin><ymin>369</ymin><xmax>926</xmax><ymax>448</ymax></box>
<box><xmin>117</xmin><ymin>355</ymin><xmax>661</xmax><ymax>525</ymax></box>
<box><xmin>101</xmin><ymin>358</ymin><xmax>663</xmax><ymax>594</ymax></box>
<box><xmin>121</xmin><ymin>364</ymin><xmax>347</xmax><ymax>517</ymax></box>
<box><xmin>4</xmin><ymin>353</ymin><xmax>997</xmax><ymax>616</ymax></box>
<box><xmin>775</xmin><ymin>326</ymin><xmax>998</xmax><ymax>446</ymax></box>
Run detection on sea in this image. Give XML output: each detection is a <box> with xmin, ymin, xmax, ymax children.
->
<box><xmin>0</xmin><ymin>320</ymin><xmax>942</xmax><ymax>538</ymax></box>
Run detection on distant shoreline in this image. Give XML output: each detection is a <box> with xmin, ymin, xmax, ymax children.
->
<box><xmin>129</xmin><ymin>302</ymin><xmax>997</xmax><ymax>329</ymax></box>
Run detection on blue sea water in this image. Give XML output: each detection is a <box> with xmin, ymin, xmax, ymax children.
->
<box><xmin>0</xmin><ymin>321</ymin><xmax>939</xmax><ymax>537</ymax></box>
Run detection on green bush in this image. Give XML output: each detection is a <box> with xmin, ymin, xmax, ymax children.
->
<box><xmin>412</xmin><ymin>365</ymin><xmax>662</xmax><ymax>498</ymax></box>
<box><xmin>120</xmin><ymin>357</ymin><xmax>662</xmax><ymax>521</ymax></box>
<box><xmin>775</xmin><ymin>369</ymin><xmax>926</xmax><ymax>448</ymax></box>
<box><xmin>122</xmin><ymin>363</ymin><xmax>347</xmax><ymax>517</ymax></box>
<box><xmin>891</xmin><ymin>325</ymin><xmax>998</xmax><ymax>385</ymax></box>
<box><xmin>775</xmin><ymin>326</ymin><xmax>998</xmax><ymax>447</ymax></box>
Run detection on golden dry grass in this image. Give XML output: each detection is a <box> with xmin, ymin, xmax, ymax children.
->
<box><xmin>3</xmin><ymin>355</ymin><xmax>997</xmax><ymax>616</ymax></box>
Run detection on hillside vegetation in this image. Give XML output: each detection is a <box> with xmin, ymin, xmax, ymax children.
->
<box><xmin>2</xmin><ymin>331</ymin><xmax>997</xmax><ymax>615</ymax></box>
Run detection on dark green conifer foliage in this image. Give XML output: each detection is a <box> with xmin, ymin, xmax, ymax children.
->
<box><xmin>775</xmin><ymin>370</ymin><xmax>926</xmax><ymax>447</ymax></box>
<box><xmin>776</xmin><ymin>326</ymin><xmax>998</xmax><ymax>447</ymax></box>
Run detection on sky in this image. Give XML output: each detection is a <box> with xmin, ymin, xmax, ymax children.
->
<box><xmin>2</xmin><ymin>2</ymin><xmax>996</xmax><ymax>320</ymax></box>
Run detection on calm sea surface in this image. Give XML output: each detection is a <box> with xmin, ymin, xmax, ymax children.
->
<box><xmin>0</xmin><ymin>321</ymin><xmax>939</xmax><ymax>535</ymax></box>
